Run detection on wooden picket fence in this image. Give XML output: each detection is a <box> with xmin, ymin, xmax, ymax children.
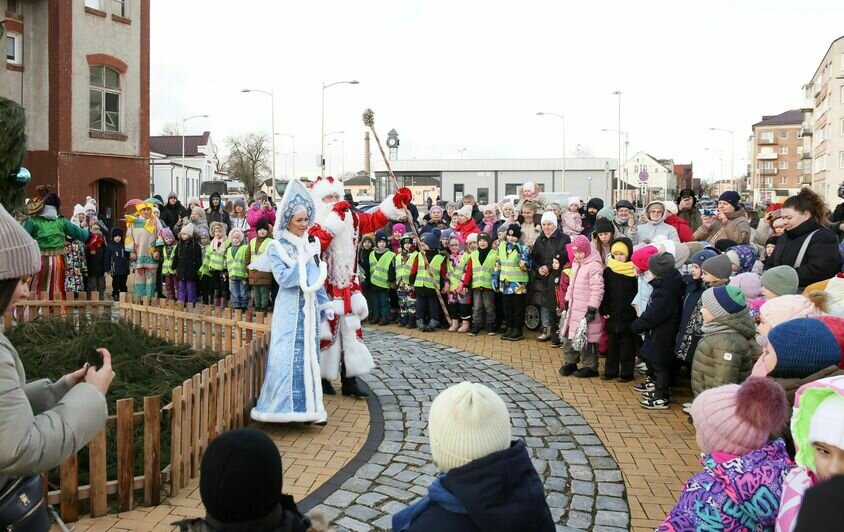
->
<box><xmin>6</xmin><ymin>292</ymin><xmax>273</xmax><ymax>522</ymax></box>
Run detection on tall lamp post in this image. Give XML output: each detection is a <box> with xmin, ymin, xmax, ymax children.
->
<box><xmin>241</xmin><ymin>88</ymin><xmax>277</xmax><ymax>199</ymax></box>
<box><xmin>709</xmin><ymin>127</ymin><xmax>736</xmax><ymax>193</ymax></box>
<box><xmin>612</xmin><ymin>91</ymin><xmax>622</xmax><ymax>204</ymax></box>
<box><xmin>601</xmin><ymin>127</ymin><xmax>628</xmax><ymax>201</ymax></box>
<box><xmin>457</xmin><ymin>147</ymin><xmax>468</xmax><ymax>158</ymax></box>
<box><xmin>321</xmin><ymin>80</ymin><xmax>359</xmax><ymax>175</ymax></box>
<box><xmin>536</xmin><ymin>112</ymin><xmax>566</xmax><ymax>192</ymax></box>
<box><xmin>276</xmin><ymin>133</ymin><xmax>295</xmax><ymax>179</ymax></box>
<box><xmin>181</xmin><ymin>114</ymin><xmax>208</xmax><ymax>200</ymax></box>
<box><xmin>704</xmin><ymin>147</ymin><xmax>724</xmax><ymax>183</ymax></box>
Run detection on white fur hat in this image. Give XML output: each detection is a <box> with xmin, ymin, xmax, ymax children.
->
<box><xmin>663</xmin><ymin>200</ymin><xmax>679</xmax><ymax>215</ymax></box>
<box><xmin>84</xmin><ymin>202</ymin><xmax>97</xmax><ymax>213</ymax></box>
<box><xmin>72</xmin><ymin>204</ymin><xmax>85</xmax><ymax>217</ymax></box>
<box><xmin>309</xmin><ymin>176</ymin><xmax>344</xmax><ymax>202</ymax></box>
<box><xmin>456</xmin><ymin>205</ymin><xmax>474</xmax><ymax>219</ymax></box>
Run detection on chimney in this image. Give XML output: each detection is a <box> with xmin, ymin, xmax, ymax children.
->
<box><xmin>364</xmin><ymin>131</ymin><xmax>371</xmax><ymax>176</ymax></box>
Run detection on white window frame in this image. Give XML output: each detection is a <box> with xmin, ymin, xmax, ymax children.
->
<box><xmin>779</xmin><ymin>161</ymin><xmax>788</xmax><ymax>170</ymax></box>
<box><xmin>89</xmin><ymin>65</ymin><xmax>121</xmax><ymax>133</ymax></box>
<box><xmin>840</xmin><ymin>151</ymin><xmax>844</xmax><ymax>170</ymax></box>
<box><xmin>779</xmin><ymin>146</ymin><xmax>788</xmax><ymax>155</ymax></box>
<box><xmin>780</xmin><ymin>176</ymin><xmax>788</xmax><ymax>185</ymax></box>
<box><xmin>779</xmin><ymin>130</ymin><xmax>788</xmax><ymax>139</ymax></box>
<box><xmin>84</xmin><ymin>0</ymin><xmax>100</xmax><ymax>8</ymax></box>
<box><xmin>5</xmin><ymin>33</ymin><xmax>22</xmax><ymax>65</ymax></box>
<box><xmin>840</xmin><ymin>117</ymin><xmax>844</xmax><ymax>136</ymax></box>
<box><xmin>112</xmin><ymin>0</ymin><xmax>127</xmax><ymax>17</ymax></box>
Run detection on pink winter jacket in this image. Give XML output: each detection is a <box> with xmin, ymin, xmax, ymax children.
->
<box><xmin>562</xmin><ymin>249</ymin><xmax>605</xmax><ymax>341</ymax></box>
<box><xmin>561</xmin><ymin>211</ymin><xmax>582</xmax><ymax>237</ymax></box>
<box><xmin>246</xmin><ymin>203</ymin><xmax>277</xmax><ymax>240</ymax></box>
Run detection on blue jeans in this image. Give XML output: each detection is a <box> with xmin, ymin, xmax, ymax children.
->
<box><xmin>372</xmin><ymin>289</ymin><xmax>390</xmax><ymax>321</ymax></box>
<box><xmin>230</xmin><ymin>278</ymin><xmax>249</xmax><ymax>309</ymax></box>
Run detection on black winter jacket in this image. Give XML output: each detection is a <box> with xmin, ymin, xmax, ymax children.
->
<box><xmin>771</xmin><ymin>218</ymin><xmax>840</xmax><ymax>289</ymax></box>
<box><xmin>631</xmin><ymin>269</ymin><xmax>684</xmax><ymax>364</ymax></box>
<box><xmin>531</xmin><ymin>229</ymin><xmax>570</xmax><ymax>303</ymax></box>
<box><xmin>172</xmin><ymin>239</ymin><xmax>203</xmax><ymax>281</ymax></box>
<box><xmin>161</xmin><ymin>201</ymin><xmax>188</xmax><ymax>230</ymax></box>
<box><xmin>406</xmin><ymin>440</ymin><xmax>554</xmax><ymax>532</ymax></box>
<box><xmin>599</xmin><ymin>237</ymin><xmax>637</xmax><ymax>333</ymax></box>
<box><xmin>104</xmin><ymin>237</ymin><xmax>130</xmax><ymax>276</ymax></box>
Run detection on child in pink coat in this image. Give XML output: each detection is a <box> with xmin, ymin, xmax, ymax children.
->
<box><xmin>560</xmin><ymin>235</ymin><xmax>605</xmax><ymax>378</ymax></box>
<box><xmin>561</xmin><ymin>197</ymin><xmax>583</xmax><ymax>237</ymax></box>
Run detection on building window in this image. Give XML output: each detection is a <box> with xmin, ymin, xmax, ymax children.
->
<box><xmin>85</xmin><ymin>0</ymin><xmax>100</xmax><ymax>8</ymax></box>
<box><xmin>7</xmin><ymin>0</ymin><xmax>19</xmax><ymax>14</ymax></box>
<box><xmin>760</xmin><ymin>131</ymin><xmax>774</xmax><ymax>142</ymax></box>
<box><xmin>762</xmin><ymin>161</ymin><xmax>774</xmax><ymax>170</ymax></box>
<box><xmin>840</xmin><ymin>151</ymin><xmax>844</xmax><ymax>170</ymax></box>
<box><xmin>779</xmin><ymin>146</ymin><xmax>788</xmax><ymax>155</ymax></box>
<box><xmin>841</xmin><ymin>85</ymin><xmax>844</xmax><ymax>104</ymax></box>
<box><xmin>89</xmin><ymin>65</ymin><xmax>121</xmax><ymax>132</ymax></box>
<box><xmin>780</xmin><ymin>176</ymin><xmax>787</xmax><ymax>185</ymax></box>
<box><xmin>779</xmin><ymin>130</ymin><xmax>788</xmax><ymax>139</ymax></box>
<box><xmin>112</xmin><ymin>0</ymin><xmax>127</xmax><ymax>17</ymax></box>
<box><xmin>779</xmin><ymin>161</ymin><xmax>788</xmax><ymax>170</ymax></box>
<box><xmin>5</xmin><ymin>33</ymin><xmax>21</xmax><ymax>65</ymax></box>
<box><xmin>453</xmin><ymin>184</ymin><xmax>464</xmax><ymax>202</ymax></box>
<box><xmin>840</xmin><ymin>118</ymin><xmax>844</xmax><ymax>136</ymax></box>
<box><xmin>505</xmin><ymin>184</ymin><xmax>519</xmax><ymax>196</ymax></box>
<box><xmin>477</xmin><ymin>188</ymin><xmax>489</xmax><ymax>204</ymax></box>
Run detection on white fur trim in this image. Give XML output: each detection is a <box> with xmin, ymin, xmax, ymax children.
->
<box><xmin>350</xmin><ymin>291</ymin><xmax>369</xmax><ymax>321</ymax></box>
<box><xmin>321</xmin><ymin>214</ymin><xmax>358</xmax><ymax>288</ymax></box>
<box><xmin>320</xmin><ymin>335</ymin><xmax>343</xmax><ymax>380</ymax></box>
<box><xmin>379</xmin><ymin>194</ymin><xmax>407</xmax><ymax>221</ymax></box>
<box><xmin>320</xmin><ymin>318</ymin><xmax>333</xmax><ymax>341</ymax></box>
<box><xmin>309</xmin><ymin>177</ymin><xmax>344</xmax><ymax>202</ymax></box>
<box><xmin>337</xmin><ymin>315</ymin><xmax>375</xmax><ymax>378</ymax></box>
<box><xmin>322</xmin><ymin>210</ymin><xmax>348</xmax><ymax>237</ymax></box>
<box><xmin>250</xmin><ymin>408</ymin><xmax>327</xmax><ymax>423</ymax></box>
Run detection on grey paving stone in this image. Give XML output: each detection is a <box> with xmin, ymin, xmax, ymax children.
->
<box><xmin>355</xmin><ymin>492</ymin><xmax>388</xmax><ymax>506</ymax></box>
<box><xmin>373</xmin><ymin>485</ymin><xmax>415</xmax><ymax>501</ymax></box>
<box><xmin>546</xmin><ymin>492</ymin><xmax>570</xmax><ymax>509</ymax></box>
<box><xmin>595</xmin><ymin>469</ymin><xmax>623</xmax><ymax>482</ymax></box>
<box><xmin>323</xmin><ymin>489</ymin><xmax>358</xmax><ymax>508</ymax></box>
<box><xmin>594</xmin><ymin>510</ymin><xmax>630</xmax><ymax>528</ymax></box>
<box><xmin>344</xmin><ymin>504</ymin><xmax>381</xmax><ymax>522</ymax></box>
<box><xmin>566</xmin><ymin>510</ymin><xmax>593</xmax><ymax>529</ymax></box>
<box><xmin>335</xmin><ymin>516</ymin><xmax>370</xmax><ymax>532</ymax></box>
<box><xmin>597</xmin><ymin>482</ymin><xmax>625</xmax><ymax>497</ymax></box>
<box><xmin>596</xmin><ymin>495</ymin><xmax>628</xmax><ymax>512</ymax></box>
<box><xmin>382</xmin><ymin>462</ymin><xmax>406</xmax><ymax>477</ymax></box>
<box><xmin>379</xmin><ymin>500</ymin><xmax>408</xmax><ymax>514</ymax></box>
<box><xmin>340</xmin><ymin>477</ymin><xmax>372</xmax><ymax>494</ymax></box>
<box><xmin>371</xmin><ymin>514</ymin><xmax>394</xmax><ymax>531</ymax></box>
<box><xmin>570</xmin><ymin>494</ymin><xmax>594</xmax><ymax>512</ymax></box>
<box><xmin>355</xmin><ymin>463</ymin><xmax>385</xmax><ymax>480</ymax></box>
<box><xmin>570</xmin><ymin>480</ymin><xmax>595</xmax><ymax>495</ymax></box>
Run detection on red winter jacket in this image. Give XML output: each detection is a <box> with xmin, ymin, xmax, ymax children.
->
<box><xmin>665</xmin><ymin>214</ymin><xmax>693</xmax><ymax>243</ymax></box>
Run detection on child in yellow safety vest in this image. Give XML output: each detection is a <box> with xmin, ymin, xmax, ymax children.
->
<box><xmin>410</xmin><ymin>229</ymin><xmax>447</xmax><ymax>332</ymax></box>
<box><xmin>396</xmin><ymin>234</ymin><xmax>417</xmax><ymax>328</ymax></box>
<box><xmin>467</xmin><ymin>233</ymin><xmax>498</xmax><ymax>336</ymax></box>
<box><xmin>245</xmin><ymin>219</ymin><xmax>273</xmax><ymax>312</ymax></box>
<box><xmin>160</xmin><ymin>228</ymin><xmax>177</xmax><ymax>300</ymax></box>
<box><xmin>445</xmin><ymin>233</ymin><xmax>473</xmax><ymax>333</ymax></box>
<box><xmin>493</xmin><ymin>224</ymin><xmax>532</xmax><ymax>341</ymax></box>
<box><xmin>369</xmin><ymin>231</ymin><xmax>397</xmax><ymax>325</ymax></box>
<box><xmin>226</xmin><ymin>228</ymin><xmax>249</xmax><ymax>311</ymax></box>
<box><xmin>201</xmin><ymin>221</ymin><xmax>230</xmax><ymax>308</ymax></box>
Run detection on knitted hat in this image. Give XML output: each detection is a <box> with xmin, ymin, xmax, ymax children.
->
<box><xmin>429</xmin><ymin>205</ymin><xmax>443</xmax><ymax>216</ymax></box>
<box><xmin>506</xmin><ymin>225</ymin><xmax>521</xmax><ymax>238</ymax></box>
<box><xmin>615</xmin><ymin>199</ymin><xmax>634</xmax><ymax>211</ymax></box>
<box><xmin>823</xmin><ymin>275</ymin><xmax>844</xmax><ymax>312</ymax></box>
<box><xmin>727</xmin><ymin>245</ymin><xmax>757</xmax><ymax>274</ymax></box>
<box><xmin>199</xmin><ymin>428</ymin><xmax>283</xmax><ymax>524</ymax></box>
<box><xmin>809</xmin><ymin>393</ymin><xmax>844</xmax><ymax>453</ymax></box>
<box><xmin>255</xmin><ymin>218</ymin><xmax>270</xmax><ymax>233</ymax></box>
<box><xmin>762</xmin><ymin>266</ymin><xmax>799</xmax><ymax>297</ymax></box>
<box><xmin>672</xmin><ymin>243</ymin><xmax>691</xmax><ymax>268</ymax></box>
<box><xmin>760</xmin><ymin>293</ymin><xmax>827</xmax><ymax>330</ymax></box>
<box><xmin>421</xmin><ymin>229</ymin><xmax>441</xmax><ymax>251</ymax></box>
<box><xmin>232</xmin><ymin>197</ymin><xmax>246</xmax><ymax>211</ymax></box>
<box><xmin>465</xmin><ymin>233</ymin><xmax>478</xmax><ymax>244</ymax></box>
<box><xmin>73</xmin><ymin>204</ymin><xmax>85</xmax><ymax>217</ymax></box>
<box><xmin>375</xmin><ymin>230</ymin><xmax>389</xmax><ymax>243</ymax></box>
<box><xmin>597</xmin><ymin>206</ymin><xmax>615</xmax><ymax>220</ymax></box>
<box><xmin>692</xmin><ymin>249</ymin><xmax>718</xmax><ymax>267</ymax></box>
<box><xmin>815</xmin><ymin>316</ymin><xmax>844</xmax><ymax>369</ymax></box>
<box><xmin>477</xmin><ymin>232</ymin><xmax>492</xmax><ymax>246</ymax></box>
<box><xmin>547</xmin><ymin>202</ymin><xmax>561</xmax><ymax>212</ymax></box>
<box><xmin>631</xmin><ymin>245</ymin><xmax>659</xmax><ymax>272</ymax></box>
<box><xmin>480</xmin><ymin>204</ymin><xmax>497</xmax><ymax>214</ymax></box>
<box><xmin>571</xmin><ymin>235</ymin><xmax>591</xmax><ymax>256</ymax></box>
<box><xmin>702</xmin><ymin>285</ymin><xmax>747</xmax><ymax>319</ymax></box>
<box><xmin>610</xmin><ymin>241</ymin><xmax>629</xmax><ymax>257</ymax></box>
<box><xmin>730</xmin><ymin>272</ymin><xmax>762</xmax><ymax>300</ymax></box>
<box><xmin>593</xmin><ymin>217</ymin><xmax>614</xmax><ymax>236</ymax></box>
<box><xmin>791</xmin><ymin>376</ymin><xmax>844</xmax><ymax>471</ymax></box>
<box><xmin>719</xmin><ymin>191</ymin><xmax>741</xmax><ymax>210</ymax></box>
<box><xmin>691</xmin><ymin>377</ymin><xmax>789</xmax><ymax>456</ymax></box>
<box><xmin>647</xmin><ymin>252</ymin><xmax>675</xmax><ymax>278</ymax></box>
<box><xmin>456</xmin><ymin>205</ymin><xmax>473</xmax><ymax>219</ymax></box>
<box><xmin>702</xmin><ymin>254</ymin><xmax>733</xmax><ymax>280</ymax></box>
<box><xmin>167</xmin><ymin>191</ymin><xmax>178</xmax><ymax>200</ymax></box>
<box><xmin>159</xmin><ymin>228</ymin><xmax>175</xmax><ymax>242</ymax></box>
<box><xmin>179</xmin><ymin>223</ymin><xmax>195</xmax><ymax>238</ymax></box>
<box><xmin>677</xmin><ymin>189</ymin><xmax>696</xmax><ymax>202</ymax></box>
<box><xmin>84</xmin><ymin>202</ymin><xmax>97</xmax><ymax>213</ymax></box>
<box><xmin>567</xmin><ymin>196</ymin><xmax>581</xmax><ymax>207</ymax></box>
<box><xmin>662</xmin><ymin>200</ymin><xmax>678</xmax><ymax>215</ymax></box>
<box><xmin>392</xmin><ymin>223</ymin><xmax>407</xmax><ymax>235</ymax></box>
<box><xmin>0</xmin><ymin>203</ymin><xmax>41</xmax><ymax>282</ymax></box>
<box><xmin>768</xmin><ymin>318</ymin><xmax>841</xmax><ymax>378</ymax></box>
<box><xmin>765</xmin><ymin>235</ymin><xmax>779</xmax><ymax>248</ymax></box>
<box><xmin>540</xmin><ymin>211</ymin><xmax>558</xmax><ymax>227</ymax></box>
<box><xmin>428</xmin><ymin>382</ymin><xmax>511</xmax><ymax>472</ymax></box>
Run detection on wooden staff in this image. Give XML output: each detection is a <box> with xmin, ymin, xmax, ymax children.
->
<box><xmin>362</xmin><ymin>109</ymin><xmax>450</xmax><ymax>321</ymax></box>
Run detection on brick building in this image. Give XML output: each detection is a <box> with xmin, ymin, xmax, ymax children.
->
<box><xmin>750</xmin><ymin>110</ymin><xmax>803</xmax><ymax>204</ymax></box>
<box><xmin>2</xmin><ymin>0</ymin><xmax>149</xmax><ymax>226</ymax></box>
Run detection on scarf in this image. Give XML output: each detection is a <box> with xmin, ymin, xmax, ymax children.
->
<box><xmin>478</xmin><ymin>247</ymin><xmax>491</xmax><ymax>263</ymax></box>
<box><xmin>607</xmin><ymin>257</ymin><xmax>635</xmax><ymax>277</ymax></box>
<box><xmin>392</xmin><ymin>476</ymin><xmax>468</xmax><ymax>532</ymax></box>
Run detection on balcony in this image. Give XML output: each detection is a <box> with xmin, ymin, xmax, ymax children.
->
<box><xmin>756</xmin><ymin>152</ymin><xmax>778</xmax><ymax>160</ymax></box>
<box><xmin>760</xmin><ymin>168</ymin><xmax>778</xmax><ymax>176</ymax></box>
<box><xmin>801</xmin><ymin>150</ymin><xmax>812</xmax><ymax>160</ymax></box>
<box><xmin>801</xmin><ymin>98</ymin><xmax>815</xmax><ymax>112</ymax></box>
<box><xmin>801</xmin><ymin>175</ymin><xmax>813</xmax><ymax>185</ymax></box>
<box><xmin>800</xmin><ymin>125</ymin><xmax>812</xmax><ymax>137</ymax></box>
<box><xmin>758</xmin><ymin>136</ymin><xmax>776</xmax><ymax>145</ymax></box>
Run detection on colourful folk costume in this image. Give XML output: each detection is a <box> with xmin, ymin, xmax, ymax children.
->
<box><xmin>307</xmin><ymin>176</ymin><xmax>412</xmax><ymax>391</ymax></box>
<box><xmin>64</xmin><ymin>238</ymin><xmax>87</xmax><ymax>293</ymax></box>
<box><xmin>22</xmin><ymin>192</ymin><xmax>93</xmax><ymax>298</ymax></box>
<box><xmin>124</xmin><ymin>202</ymin><xmax>164</xmax><ymax>298</ymax></box>
<box><xmin>396</xmin><ymin>237</ymin><xmax>417</xmax><ymax>327</ymax></box>
<box><xmin>249</xmin><ymin>180</ymin><xmax>330</xmax><ymax>424</ymax></box>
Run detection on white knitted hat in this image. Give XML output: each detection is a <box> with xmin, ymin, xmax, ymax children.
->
<box><xmin>428</xmin><ymin>382</ymin><xmax>511</xmax><ymax>472</ymax></box>
<box><xmin>541</xmin><ymin>211</ymin><xmax>558</xmax><ymax>227</ymax></box>
<box><xmin>809</xmin><ymin>393</ymin><xmax>844</xmax><ymax>449</ymax></box>
<box><xmin>456</xmin><ymin>205</ymin><xmax>473</xmax><ymax>219</ymax></box>
<box><xmin>0</xmin><ymin>203</ymin><xmax>41</xmax><ymax>281</ymax></box>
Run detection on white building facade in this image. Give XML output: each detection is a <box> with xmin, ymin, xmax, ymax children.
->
<box><xmin>620</xmin><ymin>151</ymin><xmax>676</xmax><ymax>201</ymax></box>
<box><xmin>149</xmin><ymin>131</ymin><xmax>219</xmax><ymax>199</ymax></box>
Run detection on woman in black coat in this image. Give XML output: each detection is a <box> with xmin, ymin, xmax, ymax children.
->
<box><xmin>599</xmin><ymin>237</ymin><xmax>638</xmax><ymax>380</ymax></box>
<box><xmin>771</xmin><ymin>188</ymin><xmax>841</xmax><ymax>289</ymax></box>
<box><xmin>530</xmin><ymin>219</ymin><xmax>570</xmax><ymax>340</ymax></box>
<box><xmin>161</xmin><ymin>192</ymin><xmax>189</xmax><ymax>230</ymax></box>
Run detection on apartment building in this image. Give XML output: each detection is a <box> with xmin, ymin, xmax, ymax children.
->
<box><xmin>751</xmin><ymin>110</ymin><xmax>803</xmax><ymax>204</ymax></box>
<box><xmin>801</xmin><ymin>35</ymin><xmax>844</xmax><ymax>205</ymax></box>
<box><xmin>1</xmin><ymin>0</ymin><xmax>150</xmax><ymax>226</ymax></box>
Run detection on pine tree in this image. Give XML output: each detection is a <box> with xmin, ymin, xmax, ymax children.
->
<box><xmin>0</xmin><ymin>97</ymin><xmax>29</xmax><ymax>213</ymax></box>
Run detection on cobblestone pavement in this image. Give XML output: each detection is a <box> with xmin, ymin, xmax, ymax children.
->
<box><xmin>311</xmin><ymin>330</ymin><xmax>629</xmax><ymax>532</ymax></box>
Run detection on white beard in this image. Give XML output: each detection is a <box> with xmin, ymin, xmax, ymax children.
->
<box><xmin>315</xmin><ymin>199</ymin><xmax>337</xmax><ymax>226</ymax></box>
<box><xmin>317</xmin><ymin>201</ymin><xmax>358</xmax><ymax>288</ymax></box>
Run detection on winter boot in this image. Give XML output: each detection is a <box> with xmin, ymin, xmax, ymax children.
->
<box><xmin>501</xmin><ymin>328</ymin><xmax>514</xmax><ymax>341</ymax></box>
<box><xmin>550</xmin><ymin>332</ymin><xmax>562</xmax><ymax>348</ymax></box>
<box><xmin>321</xmin><ymin>379</ymin><xmax>337</xmax><ymax>396</ymax></box>
<box><xmin>425</xmin><ymin>320</ymin><xmax>439</xmax><ymax>332</ymax></box>
<box><xmin>468</xmin><ymin>326</ymin><xmax>480</xmax><ymax>337</ymax></box>
<box><xmin>406</xmin><ymin>319</ymin><xmax>416</xmax><ymax>329</ymax></box>
<box><xmin>559</xmin><ymin>364</ymin><xmax>578</xmax><ymax>376</ymax></box>
<box><xmin>378</xmin><ymin>317</ymin><xmax>390</xmax><ymax>326</ymax></box>
<box><xmin>221</xmin><ymin>298</ymin><xmax>229</xmax><ymax>309</ymax></box>
<box><xmin>417</xmin><ymin>319</ymin><xmax>426</xmax><ymax>331</ymax></box>
<box><xmin>448</xmin><ymin>319</ymin><xmax>459</xmax><ymax>332</ymax></box>
<box><xmin>536</xmin><ymin>326</ymin><xmax>551</xmax><ymax>342</ymax></box>
<box><xmin>341</xmin><ymin>377</ymin><xmax>369</xmax><ymax>397</ymax></box>
<box><xmin>510</xmin><ymin>327</ymin><xmax>525</xmax><ymax>341</ymax></box>
<box><xmin>458</xmin><ymin>320</ymin><xmax>471</xmax><ymax>333</ymax></box>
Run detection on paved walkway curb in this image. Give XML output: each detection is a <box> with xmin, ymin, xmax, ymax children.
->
<box><xmin>310</xmin><ymin>330</ymin><xmax>630</xmax><ymax>531</ymax></box>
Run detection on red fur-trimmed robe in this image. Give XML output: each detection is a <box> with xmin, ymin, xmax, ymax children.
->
<box><xmin>309</xmin><ymin>196</ymin><xmax>406</xmax><ymax>380</ymax></box>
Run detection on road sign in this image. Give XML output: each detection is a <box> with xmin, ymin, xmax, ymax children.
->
<box><xmin>639</xmin><ymin>170</ymin><xmax>649</xmax><ymax>182</ymax></box>
<box><xmin>640</xmin><ymin>185</ymin><xmax>648</xmax><ymax>196</ymax></box>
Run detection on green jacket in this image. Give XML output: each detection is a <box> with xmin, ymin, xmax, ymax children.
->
<box><xmin>0</xmin><ymin>331</ymin><xmax>107</xmax><ymax>490</ymax></box>
<box><xmin>22</xmin><ymin>216</ymin><xmax>89</xmax><ymax>252</ymax></box>
<box><xmin>691</xmin><ymin>309</ymin><xmax>757</xmax><ymax>396</ymax></box>
<box><xmin>677</xmin><ymin>208</ymin><xmax>703</xmax><ymax>232</ymax></box>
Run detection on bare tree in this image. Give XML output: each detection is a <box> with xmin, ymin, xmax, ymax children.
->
<box><xmin>211</xmin><ymin>144</ymin><xmax>224</xmax><ymax>173</ymax></box>
<box><xmin>224</xmin><ymin>133</ymin><xmax>271</xmax><ymax>199</ymax></box>
<box><xmin>160</xmin><ymin>122</ymin><xmax>182</xmax><ymax>136</ymax></box>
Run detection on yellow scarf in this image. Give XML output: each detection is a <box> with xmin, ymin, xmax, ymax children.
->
<box><xmin>607</xmin><ymin>257</ymin><xmax>635</xmax><ymax>277</ymax></box>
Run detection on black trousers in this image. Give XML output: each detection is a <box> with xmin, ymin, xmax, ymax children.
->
<box><xmin>415</xmin><ymin>290</ymin><xmax>439</xmax><ymax>324</ymax></box>
<box><xmin>447</xmin><ymin>302</ymin><xmax>473</xmax><ymax>321</ymax></box>
<box><xmin>111</xmin><ymin>274</ymin><xmax>128</xmax><ymax>300</ymax></box>
<box><xmin>646</xmin><ymin>359</ymin><xmax>671</xmax><ymax>400</ymax></box>
<box><xmin>502</xmin><ymin>294</ymin><xmax>526</xmax><ymax>329</ymax></box>
<box><xmin>606</xmin><ymin>331</ymin><xmax>636</xmax><ymax>378</ymax></box>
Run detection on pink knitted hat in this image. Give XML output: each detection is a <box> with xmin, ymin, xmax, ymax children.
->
<box><xmin>729</xmin><ymin>272</ymin><xmax>762</xmax><ymax>300</ymax></box>
<box><xmin>692</xmin><ymin>377</ymin><xmax>789</xmax><ymax>456</ymax></box>
<box><xmin>571</xmin><ymin>235</ymin><xmax>591</xmax><ymax>256</ymax></box>
<box><xmin>631</xmin><ymin>245</ymin><xmax>659</xmax><ymax>273</ymax></box>
<box><xmin>393</xmin><ymin>223</ymin><xmax>407</xmax><ymax>235</ymax></box>
<box><xmin>760</xmin><ymin>293</ymin><xmax>828</xmax><ymax>329</ymax></box>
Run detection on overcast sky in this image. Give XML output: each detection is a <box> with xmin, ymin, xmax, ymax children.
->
<box><xmin>150</xmin><ymin>0</ymin><xmax>844</xmax><ymax>185</ymax></box>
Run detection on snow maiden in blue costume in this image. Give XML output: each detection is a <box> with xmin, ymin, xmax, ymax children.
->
<box><xmin>249</xmin><ymin>180</ymin><xmax>330</xmax><ymax>424</ymax></box>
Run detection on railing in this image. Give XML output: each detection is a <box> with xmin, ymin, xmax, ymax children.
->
<box><xmin>6</xmin><ymin>293</ymin><xmax>273</xmax><ymax>522</ymax></box>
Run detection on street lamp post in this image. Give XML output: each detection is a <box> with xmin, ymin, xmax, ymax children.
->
<box><xmin>536</xmin><ymin>112</ymin><xmax>566</xmax><ymax>192</ymax></box>
<box><xmin>612</xmin><ymin>91</ymin><xmax>622</xmax><ymax>204</ymax></box>
<box><xmin>709</xmin><ymin>127</ymin><xmax>736</xmax><ymax>192</ymax></box>
<box><xmin>704</xmin><ymin>147</ymin><xmax>724</xmax><ymax>182</ymax></box>
<box><xmin>457</xmin><ymin>148</ymin><xmax>468</xmax><ymax>158</ymax></box>
<box><xmin>321</xmin><ymin>80</ymin><xmax>359</xmax><ymax>175</ymax></box>
<box><xmin>275</xmin><ymin>133</ymin><xmax>294</xmax><ymax>180</ymax></box>
<box><xmin>181</xmin><ymin>114</ymin><xmax>208</xmax><ymax>200</ymax></box>
<box><xmin>241</xmin><ymin>88</ymin><xmax>277</xmax><ymax>200</ymax></box>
